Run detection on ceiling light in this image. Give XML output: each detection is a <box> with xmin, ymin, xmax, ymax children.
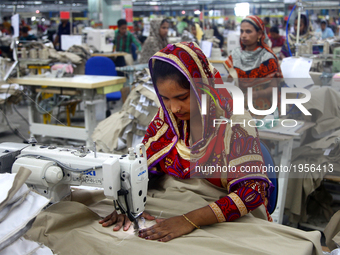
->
<box><xmin>34</xmin><ymin>1</ymin><xmax>42</xmax><ymax>4</ymax></box>
<box><xmin>149</xmin><ymin>1</ymin><xmax>158</xmax><ymax>5</ymax></box>
<box><xmin>36</xmin><ymin>10</ymin><xmax>40</xmax><ymax>13</ymax></box>
<box><xmin>182</xmin><ymin>10</ymin><xmax>185</xmax><ymax>14</ymax></box>
<box><xmin>234</xmin><ymin>2</ymin><xmax>249</xmax><ymax>17</ymax></box>
<box><xmin>31</xmin><ymin>16</ymin><xmax>36</xmax><ymax>21</ymax></box>
<box><xmin>194</xmin><ymin>10</ymin><xmax>201</xmax><ymax>15</ymax></box>
<box><xmin>59</xmin><ymin>1</ymin><xmax>63</xmax><ymax>4</ymax></box>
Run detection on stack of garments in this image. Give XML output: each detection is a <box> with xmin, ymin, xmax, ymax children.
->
<box><xmin>92</xmin><ymin>69</ymin><xmax>160</xmax><ymax>154</ymax></box>
<box><xmin>0</xmin><ymin>168</ymin><xmax>53</xmax><ymax>255</ymax></box>
<box><xmin>0</xmin><ymin>84</ymin><xmax>23</xmax><ymax>105</ymax></box>
<box><xmin>284</xmin><ymin>87</ymin><xmax>340</xmax><ymax>225</ymax></box>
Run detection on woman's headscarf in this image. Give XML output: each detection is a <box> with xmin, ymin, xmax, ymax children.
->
<box><xmin>143</xmin><ymin>42</ymin><xmax>267</xmax><ymax>190</ymax></box>
<box><xmin>195</xmin><ymin>23</ymin><xmax>203</xmax><ymax>42</ymax></box>
<box><xmin>139</xmin><ymin>19</ymin><xmax>169</xmax><ymax>64</ymax></box>
<box><xmin>281</xmin><ymin>14</ymin><xmax>315</xmax><ymax>57</ymax></box>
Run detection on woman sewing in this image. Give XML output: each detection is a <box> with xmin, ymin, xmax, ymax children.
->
<box><xmin>281</xmin><ymin>14</ymin><xmax>315</xmax><ymax>58</ymax></box>
<box><xmin>139</xmin><ymin>19</ymin><xmax>169</xmax><ymax>64</ymax></box>
<box><xmin>224</xmin><ymin>15</ymin><xmax>282</xmax><ymax>113</ymax></box>
<box><xmin>100</xmin><ymin>42</ymin><xmax>274</xmax><ymax>242</ymax></box>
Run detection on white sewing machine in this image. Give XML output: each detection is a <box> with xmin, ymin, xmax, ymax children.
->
<box><xmin>1</xmin><ymin>142</ymin><xmax>148</xmax><ymax>223</ymax></box>
<box><xmin>86</xmin><ymin>29</ymin><xmax>115</xmax><ymax>53</ymax></box>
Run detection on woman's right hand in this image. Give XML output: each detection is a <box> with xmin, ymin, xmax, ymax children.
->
<box><xmin>99</xmin><ymin>211</ymin><xmax>155</xmax><ymax>231</ymax></box>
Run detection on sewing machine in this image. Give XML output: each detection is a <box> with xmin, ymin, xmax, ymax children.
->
<box><xmin>1</xmin><ymin>142</ymin><xmax>148</xmax><ymax>224</ymax></box>
<box><xmin>87</xmin><ymin>29</ymin><xmax>115</xmax><ymax>53</ymax></box>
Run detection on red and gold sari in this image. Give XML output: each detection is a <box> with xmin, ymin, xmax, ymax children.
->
<box><xmin>143</xmin><ymin>42</ymin><xmax>274</xmax><ymax>222</ymax></box>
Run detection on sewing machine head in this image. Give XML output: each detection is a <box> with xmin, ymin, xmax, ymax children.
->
<box><xmin>2</xmin><ymin>142</ymin><xmax>148</xmax><ymax>222</ymax></box>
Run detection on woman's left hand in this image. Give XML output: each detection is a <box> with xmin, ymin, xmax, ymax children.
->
<box><xmin>138</xmin><ymin>215</ymin><xmax>196</xmax><ymax>242</ymax></box>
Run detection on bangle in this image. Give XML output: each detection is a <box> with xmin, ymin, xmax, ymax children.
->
<box><xmin>182</xmin><ymin>214</ymin><xmax>200</xmax><ymax>229</ymax></box>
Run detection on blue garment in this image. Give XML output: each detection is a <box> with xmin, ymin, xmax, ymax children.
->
<box><xmin>316</xmin><ymin>27</ymin><xmax>334</xmax><ymax>39</ymax></box>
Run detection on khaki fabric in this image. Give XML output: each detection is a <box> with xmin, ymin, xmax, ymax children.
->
<box><xmin>0</xmin><ymin>167</ymin><xmax>31</xmax><ymax>212</ymax></box>
<box><xmin>324</xmin><ymin>210</ymin><xmax>340</xmax><ymax>250</ymax></box>
<box><xmin>91</xmin><ymin>111</ymin><xmax>133</xmax><ymax>153</ymax></box>
<box><xmin>26</xmin><ymin>175</ymin><xmax>323</xmax><ymax>255</ymax></box>
<box><xmin>303</xmin><ymin>87</ymin><xmax>340</xmax><ymax>137</ymax></box>
<box><xmin>285</xmin><ymin>131</ymin><xmax>340</xmax><ymax>224</ymax></box>
<box><xmin>92</xmin><ymin>83</ymin><xmax>160</xmax><ymax>153</ymax></box>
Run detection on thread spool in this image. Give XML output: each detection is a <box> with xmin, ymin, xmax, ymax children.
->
<box><xmin>21</xmin><ymin>48</ymin><xmax>27</xmax><ymax>59</ymax></box>
<box><xmin>323</xmin><ymin>41</ymin><xmax>330</xmax><ymax>55</ymax></box>
<box><xmin>38</xmin><ymin>48</ymin><xmax>48</xmax><ymax>59</ymax></box>
<box><xmin>29</xmin><ymin>48</ymin><xmax>37</xmax><ymax>59</ymax></box>
<box><xmin>307</xmin><ymin>41</ymin><xmax>313</xmax><ymax>55</ymax></box>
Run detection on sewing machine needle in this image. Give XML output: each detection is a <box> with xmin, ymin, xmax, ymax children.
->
<box><xmin>133</xmin><ymin>218</ymin><xmax>140</xmax><ymax>233</ymax></box>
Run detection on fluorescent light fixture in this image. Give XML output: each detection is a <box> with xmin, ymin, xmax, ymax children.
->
<box><xmin>194</xmin><ymin>10</ymin><xmax>201</xmax><ymax>15</ymax></box>
<box><xmin>149</xmin><ymin>1</ymin><xmax>158</xmax><ymax>5</ymax></box>
<box><xmin>234</xmin><ymin>2</ymin><xmax>249</xmax><ymax>17</ymax></box>
<box><xmin>34</xmin><ymin>1</ymin><xmax>42</xmax><ymax>4</ymax></box>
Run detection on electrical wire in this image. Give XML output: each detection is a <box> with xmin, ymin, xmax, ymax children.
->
<box><xmin>286</xmin><ymin>4</ymin><xmax>296</xmax><ymax>57</ymax></box>
<box><xmin>0</xmin><ymin>108</ymin><xmax>29</xmax><ymax>143</ymax></box>
<box><xmin>18</xmin><ymin>90</ymin><xmax>67</xmax><ymax>127</ymax></box>
<box><xmin>12</xmin><ymin>104</ymin><xmax>29</xmax><ymax>125</ymax></box>
<box><xmin>1</xmin><ymin>83</ymin><xmax>29</xmax><ymax>141</ymax></box>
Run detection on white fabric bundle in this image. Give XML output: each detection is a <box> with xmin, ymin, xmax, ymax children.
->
<box><xmin>1</xmin><ymin>237</ymin><xmax>53</xmax><ymax>255</ymax></box>
<box><xmin>0</xmin><ymin>168</ymin><xmax>52</xmax><ymax>254</ymax></box>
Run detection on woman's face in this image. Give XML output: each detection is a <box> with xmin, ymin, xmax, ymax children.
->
<box><xmin>191</xmin><ymin>25</ymin><xmax>197</xmax><ymax>36</ymax></box>
<box><xmin>240</xmin><ymin>22</ymin><xmax>262</xmax><ymax>47</ymax></box>
<box><xmin>157</xmin><ymin>78</ymin><xmax>199</xmax><ymax>121</ymax></box>
<box><xmin>294</xmin><ymin>19</ymin><xmax>305</xmax><ymax>34</ymax></box>
<box><xmin>159</xmin><ymin>22</ymin><xmax>169</xmax><ymax>38</ymax></box>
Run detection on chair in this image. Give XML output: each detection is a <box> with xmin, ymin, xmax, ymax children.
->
<box><xmin>260</xmin><ymin>141</ymin><xmax>278</xmax><ymax>215</ymax></box>
<box><xmin>131</xmin><ymin>43</ymin><xmax>137</xmax><ymax>61</ymax></box>
<box><xmin>85</xmin><ymin>56</ymin><xmax>121</xmax><ymax>117</ymax></box>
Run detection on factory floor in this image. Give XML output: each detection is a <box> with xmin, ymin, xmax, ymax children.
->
<box><xmin>0</xmin><ymin>99</ymin><xmax>337</xmax><ymax>251</ymax></box>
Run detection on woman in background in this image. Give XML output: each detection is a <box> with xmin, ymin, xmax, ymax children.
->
<box><xmin>281</xmin><ymin>14</ymin><xmax>315</xmax><ymax>58</ymax></box>
<box><xmin>139</xmin><ymin>19</ymin><xmax>169</xmax><ymax>64</ymax></box>
<box><xmin>181</xmin><ymin>22</ymin><xmax>199</xmax><ymax>45</ymax></box>
<box><xmin>224</xmin><ymin>15</ymin><xmax>282</xmax><ymax>112</ymax></box>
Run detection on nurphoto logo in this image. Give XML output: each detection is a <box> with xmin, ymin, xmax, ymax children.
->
<box><xmin>200</xmin><ymin>83</ymin><xmax>311</xmax><ymax>128</ymax></box>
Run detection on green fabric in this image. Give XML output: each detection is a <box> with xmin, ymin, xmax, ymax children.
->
<box><xmin>114</xmin><ymin>30</ymin><xmax>142</xmax><ymax>53</ymax></box>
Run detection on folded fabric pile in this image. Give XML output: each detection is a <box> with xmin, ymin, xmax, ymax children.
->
<box><xmin>92</xmin><ymin>69</ymin><xmax>160</xmax><ymax>154</ymax></box>
<box><xmin>0</xmin><ymin>84</ymin><xmax>23</xmax><ymax>105</ymax></box>
<box><xmin>0</xmin><ymin>168</ymin><xmax>53</xmax><ymax>255</ymax></box>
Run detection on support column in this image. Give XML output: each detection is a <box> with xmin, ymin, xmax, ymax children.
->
<box><xmin>88</xmin><ymin>0</ymin><xmax>133</xmax><ymax>29</ymax></box>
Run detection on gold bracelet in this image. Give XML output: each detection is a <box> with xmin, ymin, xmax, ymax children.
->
<box><xmin>182</xmin><ymin>214</ymin><xmax>200</xmax><ymax>229</ymax></box>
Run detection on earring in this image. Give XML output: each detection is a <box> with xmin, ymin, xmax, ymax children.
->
<box><xmin>258</xmin><ymin>38</ymin><xmax>260</xmax><ymax>42</ymax></box>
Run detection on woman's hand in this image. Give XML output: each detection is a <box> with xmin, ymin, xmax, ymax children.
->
<box><xmin>99</xmin><ymin>211</ymin><xmax>155</xmax><ymax>231</ymax></box>
<box><xmin>138</xmin><ymin>215</ymin><xmax>196</xmax><ymax>242</ymax></box>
